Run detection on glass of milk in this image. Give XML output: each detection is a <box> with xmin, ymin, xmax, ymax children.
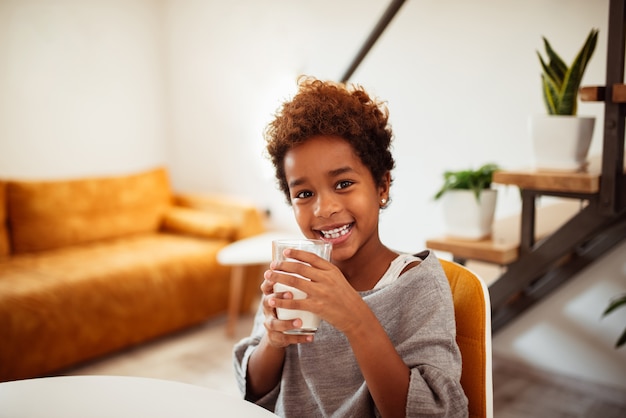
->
<box><xmin>272</xmin><ymin>239</ymin><xmax>332</xmax><ymax>335</ymax></box>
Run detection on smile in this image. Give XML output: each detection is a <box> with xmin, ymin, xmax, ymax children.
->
<box><xmin>319</xmin><ymin>224</ymin><xmax>352</xmax><ymax>239</ymax></box>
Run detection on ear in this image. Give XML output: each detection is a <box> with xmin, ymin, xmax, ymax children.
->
<box><xmin>378</xmin><ymin>171</ymin><xmax>391</xmax><ymax>201</ymax></box>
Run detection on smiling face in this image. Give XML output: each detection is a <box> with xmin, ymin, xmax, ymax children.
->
<box><xmin>284</xmin><ymin>135</ymin><xmax>390</xmax><ymax>263</ymax></box>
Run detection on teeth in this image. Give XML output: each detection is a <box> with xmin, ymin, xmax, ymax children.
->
<box><xmin>321</xmin><ymin>224</ymin><xmax>350</xmax><ymax>239</ymax></box>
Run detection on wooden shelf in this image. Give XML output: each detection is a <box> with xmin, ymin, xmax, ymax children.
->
<box><xmin>426</xmin><ymin>201</ymin><xmax>583</xmax><ymax>265</ymax></box>
<box><xmin>580</xmin><ymin>84</ymin><xmax>626</xmax><ymax>103</ymax></box>
<box><xmin>493</xmin><ymin>170</ymin><xmax>600</xmax><ymax>194</ymax></box>
<box><xmin>493</xmin><ymin>156</ymin><xmax>626</xmax><ymax>194</ymax></box>
<box><xmin>426</xmin><ymin>236</ymin><xmax>518</xmax><ymax>265</ymax></box>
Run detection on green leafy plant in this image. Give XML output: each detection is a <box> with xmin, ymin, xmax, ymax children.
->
<box><xmin>602</xmin><ymin>293</ymin><xmax>626</xmax><ymax>348</ymax></box>
<box><xmin>434</xmin><ymin>163</ymin><xmax>500</xmax><ymax>202</ymax></box>
<box><xmin>537</xmin><ymin>28</ymin><xmax>598</xmax><ymax>115</ymax></box>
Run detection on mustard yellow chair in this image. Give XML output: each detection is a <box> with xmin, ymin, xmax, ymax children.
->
<box><xmin>440</xmin><ymin>259</ymin><xmax>493</xmax><ymax>418</ymax></box>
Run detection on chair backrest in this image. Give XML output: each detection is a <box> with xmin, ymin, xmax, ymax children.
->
<box><xmin>439</xmin><ymin>259</ymin><xmax>493</xmax><ymax>418</ymax></box>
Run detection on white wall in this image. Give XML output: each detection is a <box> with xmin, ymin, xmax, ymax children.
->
<box><xmin>0</xmin><ymin>0</ymin><xmax>168</xmax><ymax>179</ymax></box>
<box><xmin>161</xmin><ymin>0</ymin><xmax>390</xmax><ymax>228</ymax></box>
<box><xmin>161</xmin><ymin>0</ymin><xmax>610</xmax><ymax>250</ymax></box>
<box><xmin>1</xmin><ymin>0</ymin><xmax>624</xmax><ymax>389</ymax></box>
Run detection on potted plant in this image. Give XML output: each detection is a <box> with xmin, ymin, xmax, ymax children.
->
<box><xmin>530</xmin><ymin>28</ymin><xmax>599</xmax><ymax>171</ymax></box>
<box><xmin>434</xmin><ymin>163</ymin><xmax>500</xmax><ymax>240</ymax></box>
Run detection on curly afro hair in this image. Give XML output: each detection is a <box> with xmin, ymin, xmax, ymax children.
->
<box><xmin>265</xmin><ymin>76</ymin><xmax>395</xmax><ymax>205</ymax></box>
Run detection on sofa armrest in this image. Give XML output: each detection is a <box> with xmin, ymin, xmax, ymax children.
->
<box><xmin>172</xmin><ymin>193</ymin><xmax>266</xmax><ymax>240</ymax></box>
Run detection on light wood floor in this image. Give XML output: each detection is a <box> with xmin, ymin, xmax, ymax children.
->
<box><xmin>64</xmin><ymin>313</ymin><xmax>626</xmax><ymax>417</ymax></box>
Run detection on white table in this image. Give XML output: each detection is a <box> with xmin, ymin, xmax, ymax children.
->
<box><xmin>217</xmin><ymin>231</ymin><xmax>302</xmax><ymax>337</ymax></box>
<box><xmin>0</xmin><ymin>375</ymin><xmax>277</xmax><ymax>418</ymax></box>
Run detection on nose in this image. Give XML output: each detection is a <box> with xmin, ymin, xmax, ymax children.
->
<box><xmin>313</xmin><ymin>192</ymin><xmax>340</xmax><ymax>218</ymax></box>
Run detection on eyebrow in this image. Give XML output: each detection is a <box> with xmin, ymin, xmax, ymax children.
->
<box><xmin>288</xmin><ymin>166</ymin><xmax>355</xmax><ymax>189</ymax></box>
<box><xmin>329</xmin><ymin>166</ymin><xmax>355</xmax><ymax>177</ymax></box>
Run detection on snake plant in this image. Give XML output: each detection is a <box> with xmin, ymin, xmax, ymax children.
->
<box><xmin>537</xmin><ymin>28</ymin><xmax>599</xmax><ymax>115</ymax></box>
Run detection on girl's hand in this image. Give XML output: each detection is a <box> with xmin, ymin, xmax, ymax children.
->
<box><xmin>259</xmin><ymin>273</ymin><xmax>314</xmax><ymax>347</ymax></box>
<box><xmin>265</xmin><ymin>248</ymin><xmax>368</xmax><ymax>336</ymax></box>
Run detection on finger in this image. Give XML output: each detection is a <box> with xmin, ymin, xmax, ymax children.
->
<box><xmin>267</xmin><ymin>331</ymin><xmax>313</xmax><ymax>348</ymax></box>
<box><xmin>260</xmin><ymin>276</ymin><xmax>275</xmax><ymax>295</ymax></box>
<box><xmin>261</xmin><ymin>297</ymin><xmax>274</xmax><ymax>318</ymax></box>
<box><xmin>271</xmin><ymin>296</ymin><xmax>309</xmax><ymax>312</ymax></box>
<box><xmin>265</xmin><ymin>317</ymin><xmax>314</xmax><ymax>345</ymax></box>
<box><xmin>271</xmin><ymin>261</ymin><xmax>328</xmax><ymax>286</ymax></box>
<box><xmin>262</xmin><ymin>270</ymin><xmax>275</xmax><ymax>286</ymax></box>
<box><xmin>267</xmin><ymin>269</ymin><xmax>311</xmax><ymax>292</ymax></box>
<box><xmin>265</xmin><ymin>316</ymin><xmax>300</xmax><ymax>335</ymax></box>
<box><xmin>283</xmin><ymin>248</ymin><xmax>330</xmax><ymax>268</ymax></box>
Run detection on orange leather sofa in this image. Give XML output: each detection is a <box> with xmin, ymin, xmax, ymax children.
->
<box><xmin>0</xmin><ymin>167</ymin><xmax>265</xmax><ymax>382</ymax></box>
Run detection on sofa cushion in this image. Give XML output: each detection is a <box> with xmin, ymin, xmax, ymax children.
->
<box><xmin>173</xmin><ymin>193</ymin><xmax>265</xmax><ymax>240</ymax></box>
<box><xmin>161</xmin><ymin>207</ymin><xmax>237</xmax><ymax>240</ymax></box>
<box><xmin>0</xmin><ymin>182</ymin><xmax>9</xmax><ymax>258</ymax></box>
<box><xmin>6</xmin><ymin>168</ymin><xmax>172</xmax><ymax>254</ymax></box>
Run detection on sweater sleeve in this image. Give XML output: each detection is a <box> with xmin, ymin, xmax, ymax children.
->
<box><xmin>394</xmin><ymin>252</ymin><xmax>468</xmax><ymax>417</ymax></box>
<box><xmin>232</xmin><ymin>303</ymin><xmax>280</xmax><ymax>411</ymax></box>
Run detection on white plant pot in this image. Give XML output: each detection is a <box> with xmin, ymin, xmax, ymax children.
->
<box><xmin>529</xmin><ymin>114</ymin><xmax>595</xmax><ymax>171</ymax></box>
<box><xmin>441</xmin><ymin>189</ymin><xmax>497</xmax><ymax>240</ymax></box>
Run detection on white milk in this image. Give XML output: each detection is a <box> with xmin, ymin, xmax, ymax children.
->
<box><xmin>272</xmin><ymin>239</ymin><xmax>332</xmax><ymax>335</ymax></box>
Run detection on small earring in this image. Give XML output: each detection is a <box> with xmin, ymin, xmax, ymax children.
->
<box><xmin>380</xmin><ymin>198</ymin><xmax>387</xmax><ymax>205</ymax></box>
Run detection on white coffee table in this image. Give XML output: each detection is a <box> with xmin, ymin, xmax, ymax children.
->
<box><xmin>217</xmin><ymin>231</ymin><xmax>302</xmax><ymax>337</ymax></box>
<box><xmin>0</xmin><ymin>375</ymin><xmax>277</xmax><ymax>417</ymax></box>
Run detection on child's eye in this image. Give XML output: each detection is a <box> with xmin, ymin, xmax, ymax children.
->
<box><xmin>336</xmin><ymin>180</ymin><xmax>353</xmax><ymax>190</ymax></box>
<box><xmin>294</xmin><ymin>190</ymin><xmax>314</xmax><ymax>199</ymax></box>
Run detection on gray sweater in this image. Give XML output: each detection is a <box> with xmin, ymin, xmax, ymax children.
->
<box><xmin>233</xmin><ymin>250</ymin><xmax>468</xmax><ymax>417</ymax></box>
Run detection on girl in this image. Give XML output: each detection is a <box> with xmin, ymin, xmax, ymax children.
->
<box><xmin>234</xmin><ymin>77</ymin><xmax>468</xmax><ymax>417</ymax></box>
